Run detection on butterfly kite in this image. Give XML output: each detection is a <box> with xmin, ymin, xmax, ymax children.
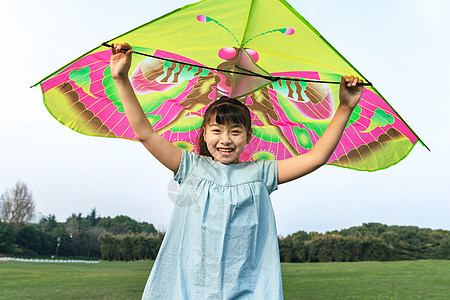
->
<box><xmin>34</xmin><ymin>0</ymin><xmax>427</xmax><ymax>171</ymax></box>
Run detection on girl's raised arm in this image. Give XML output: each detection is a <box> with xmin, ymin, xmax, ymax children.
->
<box><xmin>110</xmin><ymin>43</ymin><xmax>181</xmax><ymax>173</ymax></box>
<box><xmin>277</xmin><ymin>76</ymin><xmax>363</xmax><ymax>184</ymax></box>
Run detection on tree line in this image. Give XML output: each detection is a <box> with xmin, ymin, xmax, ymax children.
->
<box><xmin>2</xmin><ymin>215</ymin><xmax>449</xmax><ymax>262</ymax></box>
<box><xmin>278</xmin><ymin>223</ymin><xmax>450</xmax><ymax>262</ymax></box>
<box><xmin>0</xmin><ymin>209</ymin><xmax>162</xmax><ymax>259</ymax></box>
<box><xmin>1</xmin><ymin>182</ymin><xmax>449</xmax><ymax>262</ymax></box>
<box><xmin>1</xmin><ymin>181</ymin><xmax>163</xmax><ymax>260</ymax></box>
<box><xmin>99</xmin><ymin>232</ymin><xmax>163</xmax><ymax>261</ymax></box>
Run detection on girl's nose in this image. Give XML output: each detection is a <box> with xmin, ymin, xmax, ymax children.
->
<box><xmin>221</xmin><ymin>133</ymin><xmax>232</xmax><ymax>144</ymax></box>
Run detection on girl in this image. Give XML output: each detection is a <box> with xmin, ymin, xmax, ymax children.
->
<box><xmin>110</xmin><ymin>43</ymin><xmax>363</xmax><ymax>299</ymax></box>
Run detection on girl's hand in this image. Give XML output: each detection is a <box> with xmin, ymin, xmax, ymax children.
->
<box><xmin>110</xmin><ymin>43</ymin><xmax>134</xmax><ymax>80</ymax></box>
<box><xmin>339</xmin><ymin>75</ymin><xmax>364</xmax><ymax>110</ymax></box>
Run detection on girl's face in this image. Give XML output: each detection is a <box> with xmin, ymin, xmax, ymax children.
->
<box><xmin>203</xmin><ymin>120</ymin><xmax>251</xmax><ymax>164</ymax></box>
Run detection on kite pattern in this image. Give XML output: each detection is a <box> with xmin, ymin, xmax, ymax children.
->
<box><xmin>38</xmin><ymin>1</ymin><xmax>422</xmax><ymax>171</ymax></box>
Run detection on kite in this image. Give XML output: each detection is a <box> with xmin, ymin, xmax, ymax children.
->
<box><xmin>33</xmin><ymin>0</ymin><xmax>427</xmax><ymax>171</ymax></box>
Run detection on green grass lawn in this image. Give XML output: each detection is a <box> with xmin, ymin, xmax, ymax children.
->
<box><xmin>0</xmin><ymin>259</ymin><xmax>449</xmax><ymax>299</ymax></box>
<box><xmin>0</xmin><ymin>260</ymin><xmax>153</xmax><ymax>299</ymax></box>
<box><xmin>281</xmin><ymin>260</ymin><xmax>450</xmax><ymax>299</ymax></box>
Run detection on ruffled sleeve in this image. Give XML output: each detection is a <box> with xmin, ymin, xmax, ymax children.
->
<box><xmin>174</xmin><ymin>150</ymin><xmax>199</xmax><ymax>184</ymax></box>
<box><xmin>257</xmin><ymin>159</ymin><xmax>278</xmax><ymax>194</ymax></box>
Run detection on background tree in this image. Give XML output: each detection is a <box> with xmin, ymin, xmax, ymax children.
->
<box><xmin>1</xmin><ymin>181</ymin><xmax>35</xmax><ymax>229</ymax></box>
<box><xmin>291</xmin><ymin>231</ymin><xmax>310</xmax><ymax>262</ymax></box>
<box><xmin>0</xmin><ymin>221</ymin><xmax>16</xmax><ymax>254</ymax></box>
<box><xmin>98</xmin><ymin>215</ymin><xmax>157</xmax><ymax>235</ymax></box>
<box><xmin>39</xmin><ymin>214</ymin><xmax>59</xmax><ymax>233</ymax></box>
<box><xmin>65</xmin><ymin>213</ymin><xmax>82</xmax><ymax>237</ymax></box>
<box><xmin>84</xmin><ymin>226</ymin><xmax>105</xmax><ymax>258</ymax></box>
<box><xmin>16</xmin><ymin>224</ymin><xmax>41</xmax><ymax>256</ymax></box>
<box><xmin>86</xmin><ymin>208</ymin><xmax>100</xmax><ymax>227</ymax></box>
<box><xmin>278</xmin><ymin>234</ymin><xmax>294</xmax><ymax>262</ymax></box>
<box><xmin>99</xmin><ymin>232</ymin><xmax>119</xmax><ymax>261</ymax></box>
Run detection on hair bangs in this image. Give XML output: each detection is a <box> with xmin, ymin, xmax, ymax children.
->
<box><xmin>215</xmin><ymin>104</ymin><xmax>248</xmax><ymax>128</ymax></box>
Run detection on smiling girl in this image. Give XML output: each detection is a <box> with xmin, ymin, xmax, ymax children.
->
<box><xmin>110</xmin><ymin>43</ymin><xmax>363</xmax><ymax>299</ymax></box>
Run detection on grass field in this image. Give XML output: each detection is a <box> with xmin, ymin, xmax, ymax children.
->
<box><xmin>0</xmin><ymin>259</ymin><xmax>449</xmax><ymax>299</ymax></box>
<box><xmin>281</xmin><ymin>260</ymin><xmax>450</xmax><ymax>299</ymax></box>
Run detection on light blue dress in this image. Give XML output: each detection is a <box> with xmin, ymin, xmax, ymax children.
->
<box><xmin>142</xmin><ymin>150</ymin><xmax>283</xmax><ymax>299</ymax></box>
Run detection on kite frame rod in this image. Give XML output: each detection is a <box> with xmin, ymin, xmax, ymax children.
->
<box><xmin>102</xmin><ymin>43</ymin><xmax>372</xmax><ymax>86</ymax></box>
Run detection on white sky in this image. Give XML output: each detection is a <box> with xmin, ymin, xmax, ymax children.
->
<box><xmin>1</xmin><ymin>0</ymin><xmax>449</xmax><ymax>235</ymax></box>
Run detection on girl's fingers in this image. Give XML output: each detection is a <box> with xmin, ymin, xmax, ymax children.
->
<box><xmin>346</xmin><ymin>75</ymin><xmax>354</xmax><ymax>87</ymax></box>
<box><xmin>111</xmin><ymin>43</ymin><xmax>132</xmax><ymax>55</ymax></box>
<box><xmin>351</xmin><ymin>76</ymin><xmax>362</xmax><ymax>87</ymax></box>
<box><xmin>343</xmin><ymin>75</ymin><xmax>350</xmax><ymax>86</ymax></box>
<box><xmin>120</xmin><ymin>44</ymin><xmax>133</xmax><ymax>55</ymax></box>
<box><xmin>342</xmin><ymin>75</ymin><xmax>363</xmax><ymax>86</ymax></box>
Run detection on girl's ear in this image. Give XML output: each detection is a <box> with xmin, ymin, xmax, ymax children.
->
<box><xmin>246</xmin><ymin>128</ymin><xmax>253</xmax><ymax>144</ymax></box>
<box><xmin>202</xmin><ymin>126</ymin><xmax>207</xmax><ymax>140</ymax></box>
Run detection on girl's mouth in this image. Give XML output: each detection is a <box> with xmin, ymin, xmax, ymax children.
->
<box><xmin>218</xmin><ymin>148</ymin><xmax>234</xmax><ymax>154</ymax></box>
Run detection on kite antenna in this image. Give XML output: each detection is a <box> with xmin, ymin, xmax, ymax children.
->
<box><xmin>242</xmin><ymin>28</ymin><xmax>295</xmax><ymax>47</ymax></box>
<box><xmin>196</xmin><ymin>15</ymin><xmax>240</xmax><ymax>46</ymax></box>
